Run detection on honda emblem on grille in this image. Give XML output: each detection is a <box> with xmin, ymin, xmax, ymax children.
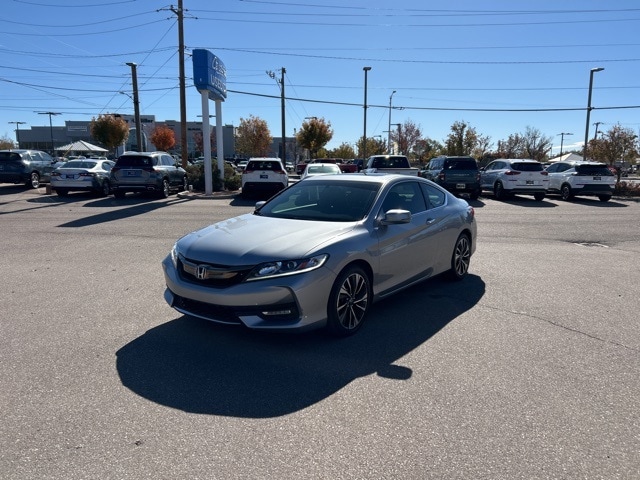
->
<box><xmin>196</xmin><ymin>265</ymin><xmax>207</xmax><ymax>280</ymax></box>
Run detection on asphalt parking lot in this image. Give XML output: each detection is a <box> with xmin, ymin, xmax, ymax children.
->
<box><xmin>1</xmin><ymin>185</ymin><xmax>639</xmax><ymax>479</ymax></box>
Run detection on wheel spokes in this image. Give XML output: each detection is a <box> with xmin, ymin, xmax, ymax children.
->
<box><xmin>336</xmin><ymin>273</ymin><xmax>368</xmax><ymax>330</ymax></box>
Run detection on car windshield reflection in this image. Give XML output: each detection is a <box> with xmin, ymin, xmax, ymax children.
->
<box><xmin>257</xmin><ymin>180</ymin><xmax>380</xmax><ymax>222</ymax></box>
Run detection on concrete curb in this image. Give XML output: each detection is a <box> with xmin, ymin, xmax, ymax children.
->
<box><xmin>177</xmin><ymin>190</ymin><xmax>239</xmax><ymax>200</ymax></box>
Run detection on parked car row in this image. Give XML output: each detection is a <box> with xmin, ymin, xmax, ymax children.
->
<box><xmin>420</xmin><ymin>156</ymin><xmax>617</xmax><ymax>202</ymax></box>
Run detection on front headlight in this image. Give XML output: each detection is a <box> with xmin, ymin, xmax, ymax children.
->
<box><xmin>170</xmin><ymin>243</ymin><xmax>179</xmax><ymax>268</ymax></box>
<box><xmin>246</xmin><ymin>254</ymin><xmax>329</xmax><ymax>281</ymax></box>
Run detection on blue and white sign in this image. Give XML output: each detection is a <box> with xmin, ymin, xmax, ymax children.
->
<box><xmin>192</xmin><ymin>49</ymin><xmax>227</xmax><ymax>101</ymax></box>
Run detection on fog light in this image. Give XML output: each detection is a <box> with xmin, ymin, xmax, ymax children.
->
<box><xmin>262</xmin><ymin>309</ymin><xmax>293</xmax><ymax>316</ymax></box>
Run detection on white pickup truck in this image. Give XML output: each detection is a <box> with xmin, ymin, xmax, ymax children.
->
<box><xmin>364</xmin><ymin>155</ymin><xmax>419</xmax><ymax>176</ymax></box>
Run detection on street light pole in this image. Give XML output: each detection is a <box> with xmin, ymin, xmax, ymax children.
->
<box><xmin>583</xmin><ymin>67</ymin><xmax>604</xmax><ymax>161</ymax></box>
<box><xmin>126</xmin><ymin>62</ymin><xmax>144</xmax><ymax>152</ymax></box>
<box><xmin>362</xmin><ymin>66</ymin><xmax>371</xmax><ymax>161</ymax></box>
<box><xmin>37</xmin><ymin>112</ymin><xmax>61</xmax><ymax>154</ymax></box>
<box><xmin>387</xmin><ymin>90</ymin><xmax>396</xmax><ymax>154</ymax></box>
<box><xmin>8</xmin><ymin>121</ymin><xmax>26</xmax><ymax>148</ymax></box>
<box><xmin>558</xmin><ymin>132</ymin><xmax>573</xmax><ymax>158</ymax></box>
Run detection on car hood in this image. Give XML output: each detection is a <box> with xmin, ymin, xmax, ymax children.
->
<box><xmin>177</xmin><ymin>213</ymin><xmax>356</xmax><ymax>264</ymax></box>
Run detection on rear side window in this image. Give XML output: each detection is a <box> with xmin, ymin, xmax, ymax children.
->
<box><xmin>0</xmin><ymin>152</ymin><xmax>22</xmax><ymax>162</ymax></box>
<box><xmin>576</xmin><ymin>165</ymin><xmax>613</xmax><ymax>176</ymax></box>
<box><xmin>512</xmin><ymin>162</ymin><xmax>543</xmax><ymax>172</ymax></box>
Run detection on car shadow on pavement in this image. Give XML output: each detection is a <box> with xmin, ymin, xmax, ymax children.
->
<box><xmin>116</xmin><ymin>274</ymin><xmax>485</xmax><ymax>418</ymax></box>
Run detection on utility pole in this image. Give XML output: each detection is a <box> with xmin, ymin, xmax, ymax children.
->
<box><xmin>170</xmin><ymin>1</ymin><xmax>188</xmax><ymax>168</ymax></box>
<box><xmin>8</xmin><ymin>121</ymin><xmax>26</xmax><ymax>147</ymax></box>
<box><xmin>267</xmin><ymin>68</ymin><xmax>286</xmax><ymax>162</ymax></box>
<box><xmin>280</xmin><ymin>67</ymin><xmax>286</xmax><ymax>164</ymax></box>
<box><xmin>37</xmin><ymin>112</ymin><xmax>61</xmax><ymax>154</ymax></box>
<box><xmin>126</xmin><ymin>62</ymin><xmax>143</xmax><ymax>152</ymax></box>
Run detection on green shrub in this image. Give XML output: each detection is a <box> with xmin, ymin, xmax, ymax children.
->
<box><xmin>185</xmin><ymin>163</ymin><xmax>240</xmax><ymax>192</ymax></box>
<box><xmin>614</xmin><ymin>181</ymin><xmax>640</xmax><ymax>197</ymax></box>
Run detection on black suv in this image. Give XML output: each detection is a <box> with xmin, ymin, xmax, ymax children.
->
<box><xmin>0</xmin><ymin>149</ymin><xmax>56</xmax><ymax>188</ymax></box>
<box><xmin>421</xmin><ymin>155</ymin><xmax>481</xmax><ymax>200</ymax></box>
<box><xmin>110</xmin><ymin>151</ymin><xmax>187</xmax><ymax>198</ymax></box>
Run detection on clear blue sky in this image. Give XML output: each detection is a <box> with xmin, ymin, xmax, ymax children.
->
<box><xmin>1</xmin><ymin>0</ymin><xmax>639</xmax><ymax>155</ymax></box>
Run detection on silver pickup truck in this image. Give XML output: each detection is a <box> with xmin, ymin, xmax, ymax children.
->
<box><xmin>364</xmin><ymin>155</ymin><xmax>419</xmax><ymax>176</ymax></box>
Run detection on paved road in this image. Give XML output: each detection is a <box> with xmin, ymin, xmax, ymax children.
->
<box><xmin>1</xmin><ymin>185</ymin><xmax>639</xmax><ymax>479</ymax></box>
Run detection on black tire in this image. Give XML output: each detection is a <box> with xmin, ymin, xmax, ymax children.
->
<box><xmin>99</xmin><ymin>180</ymin><xmax>110</xmax><ymax>197</ymax></box>
<box><xmin>598</xmin><ymin>195</ymin><xmax>611</xmax><ymax>202</ymax></box>
<box><xmin>27</xmin><ymin>172</ymin><xmax>40</xmax><ymax>189</ymax></box>
<box><xmin>114</xmin><ymin>190</ymin><xmax>126</xmax><ymax>199</ymax></box>
<box><xmin>534</xmin><ymin>192</ymin><xmax>545</xmax><ymax>201</ymax></box>
<box><xmin>160</xmin><ymin>178</ymin><xmax>170</xmax><ymax>198</ymax></box>
<box><xmin>55</xmin><ymin>188</ymin><xmax>68</xmax><ymax>197</ymax></box>
<box><xmin>326</xmin><ymin>265</ymin><xmax>371</xmax><ymax>337</ymax></box>
<box><xmin>449</xmin><ymin>233</ymin><xmax>472</xmax><ymax>281</ymax></box>
<box><xmin>561</xmin><ymin>184</ymin><xmax>573</xmax><ymax>201</ymax></box>
<box><xmin>494</xmin><ymin>181</ymin><xmax>506</xmax><ymax>200</ymax></box>
<box><xmin>469</xmin><ymin>190</ymin><xmax>480</xmax><ymax>200</ymax></box>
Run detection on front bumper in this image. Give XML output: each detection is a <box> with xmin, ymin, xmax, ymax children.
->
<box><xmin>162</xmin><ymin>255</ymin><xmax>335</xmax><ymax>331</ymax></box>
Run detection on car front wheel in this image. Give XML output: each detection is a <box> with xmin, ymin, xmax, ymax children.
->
<box><xmin>326</xmin><ymin>265</ymin><xmax>371</xmax><ymax>337</ymax></box>
<box><xmin>99</xmin><ymin>180</ymin><xmax>110</xmax><ymax>196</ymax></box>
<box><xmin>449</xmin><ymin>233</ymin><xmax>471</xmax><ymax>280</ymax></box>
<box><xmin>494</xmin><ymin>181</ymin><xmax>506</xmax><ymax>200</ymax></box>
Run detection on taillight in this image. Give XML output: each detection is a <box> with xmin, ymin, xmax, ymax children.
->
<box><xmin>504</xmin><ymin>170</ymin><xmax>521</xmax><ymax>176</ymax></box>
<box><xmin>275</xmin><ymin>169</ymin><xmax>286</xmax><ymax>174</ymax></box>
<box><xmin>540</xmin><ymin>171</ymin><xmax>548</xmax><ymax>176</ymax></box>
<box><xmin>438</xmin><ymin>172</ymin><xmax>445</xmax><ymax>181</ymax></box>
<box><xmin>243</xmin><ymin>169</ymin><xmax>253</xmax><ymax>174</ymax></box>
<box><xmin>475</xmin><ymin>172</ymin><xmax>481</xmax><ymax>181</ymax></box>
<box><xmin>51</xmin><ymin>172</ymin><xmax>61</xmax><ymax>177</ymax></box>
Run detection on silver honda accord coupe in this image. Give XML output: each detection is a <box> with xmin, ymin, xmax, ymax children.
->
<box><xmin>162</xmin><ymin>174</ymin><xmax>477</xmax><ymax>336</ymax></box>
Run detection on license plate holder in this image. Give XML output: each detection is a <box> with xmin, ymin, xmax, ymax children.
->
<box><xmin>260</xmin><ymin>174</ymin><xmax>269</xmax><ymax>179</ymax></box>
<box><xmin>456</xmin><ymin>183</ymin><xmax>466</xmax><ymax>189</ymax></box>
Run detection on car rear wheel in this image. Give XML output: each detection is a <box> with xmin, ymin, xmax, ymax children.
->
<box><xmin>114</xmin><ymin>190</ymin><xmax>126</xmax><ymax>199</ymax></box>
<box><xmin>99</xmin><ymin>180</ymin><xmax>110</xmax><ymax>196</ymax></box>
<box><xmin>449</xmin><ymin>233</ymin><xmax>471</xmax><ymax>281</ymax></box>
<box><xmin>55</xmin><ymin>188</ymin><xmax>68</xmax><ymax>197</ymax></box>
<box><xmin>494</xmin><ymin>181</ymin><xmax>506</xmax><ymax>200</ymax></box>
<box><xmin>534</xmin><ymin>192</ymin><xmax>545</xmax><ymax>201</ymax></box>
<box><xmin>160</xmin><ymin>178</ymin><xmax>170</xmax><ymax>198</ymax></box>
<box><xmin>598</xmin><ymin>195</ymin><xmax>611</xmax><ymax>202</ymax></box>
<box><xmin>561</xmin><ymin>184</ymin><xmax>573</xmax><ymax>201</ymax></box>
<box><xmin>27</xmin><ymin>172</ymin><xmax>40</xmax><ymax>189</ymax></box>
<box><xmin>326</xmin><ymin>265</ymin><xmax>371</xmax><ymax>337</ymax></box>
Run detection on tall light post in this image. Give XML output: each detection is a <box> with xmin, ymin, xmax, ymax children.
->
<box><xmin>390</xmin><ymin>123</ymin><xmax>401</xmax><ymax>155</ymax></box>
<box><xmin>387</xmin><ymin>90</ymin><xmax>396</xmax><ymax>154</ymax></box>
<box><xmin>362</xmin><ymin>66</ymin><xmax>371</xmax><ymax>161</ymax></box>
<box><xmin>583</xmin><ymin>67</ymin><xmax>604</xmax><ymax>160</ymax></box>
<box><xmin>558</xmin><ymin>132</ymin><xmax>573</xmax><ymax>158</ymax></box>
<box><xmin>126</xmin><ymin>62</ymin><xmax>143</xmax><ymax>152</ymax></box>
<box><xmin>37</xmin><ymin>112</ymin><xmax>60</xmax><ymax>154</ymax></box>
<box><xmin>8</xmin><ymin>121</ymin><xmax>26</xmax><ymax>148</ymax></box>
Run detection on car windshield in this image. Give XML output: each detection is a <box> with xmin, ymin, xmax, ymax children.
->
<box><xmin>512</xmin><ymin>162</ymin><xmax>543</xmax><ymax>172</ymax></box>
<box><xmin>576</xmin><ymin>164</ymin><xmax>613</xmax><ymax>176</ymax></box>
<box><xmin>247</xmin><ymin>161</ymin><xmax>280</xmax><ymax>171</ymax></box>
<box><xmin>307</xmin><ymin>165</ymin><xmax>340</xmax><ymax>174</ymax></box>
<box><xmin>257</xmin><ymin>180</ymin><xmax>380</xmax><ymax>222</ymax></box>
<box><xmin>117</xmin><ymin>155</ymin><xmax>153</xmax><ymax>167</ymax></box>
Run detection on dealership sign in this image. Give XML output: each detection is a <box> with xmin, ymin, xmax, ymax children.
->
<box><xmin>192</xmin><ymin>49</ymin><xmax>227</xmax><ymax>101</ymax></box>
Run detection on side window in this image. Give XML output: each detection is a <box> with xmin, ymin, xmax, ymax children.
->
<box><xmin>485</xmin><ymin>162</ymin><xmax>496</xmax><ymax>171</ymax></box>
<box><xmin>545</xmin><ymin>163</ymin><xmax>560</xmax><ymax>173</ymax></box>
<box><xmin>381</xmin><ymin>182</ymin><xmax>427</xmax><ymax>214</ymax></box>
<box><xmin>420</xmin><ymin>183</ymin><xmax>446</xmax><ymax>209</ymax></box>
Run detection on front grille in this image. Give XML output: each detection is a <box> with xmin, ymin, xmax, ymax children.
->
<box><xmin>179</xmin><ymin>257</ymin><xmax>252</xmax><ymax>288</ymax></box>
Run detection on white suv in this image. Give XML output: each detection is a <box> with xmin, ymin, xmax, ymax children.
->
<box><xmin>241</xmin><ymin>157</ymin><xmax>288</xmax><ymax>198</ymax></box>
<box><xmin>480</xmin><ymin>159</ymin><xmax>549</xmax><ymax>201</ymax></box>
<box><xmin>545</xmin><ymin>160</ymin><xmax>615</xmax><ymax>202</ymax></box>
